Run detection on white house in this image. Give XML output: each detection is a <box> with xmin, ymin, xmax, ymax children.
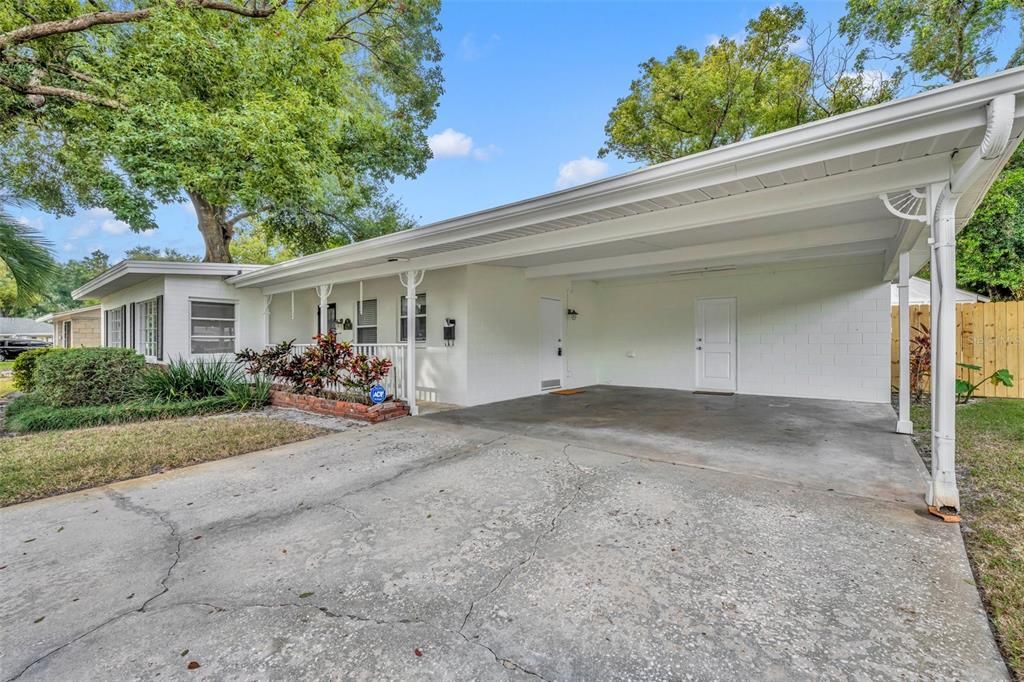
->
<box><xmin>74</xmin><ymin>67</ymin><xmax>1024</xmax><ymax>511</ymax></box>
<box><xmin>889</xmin><ymin>276</ymin><xmax>990</xmax><ymax>306</ymax></box>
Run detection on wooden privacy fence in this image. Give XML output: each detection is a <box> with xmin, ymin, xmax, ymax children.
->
<box><xmin>890</xmin><ymin>301</ymin><xmax>1024</xmax><ymax>399</ymax></box>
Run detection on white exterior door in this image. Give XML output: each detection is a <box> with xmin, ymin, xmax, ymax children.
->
<box><xmin>539</xmin><ymin>297</ymin><xmax>563</xmax><ymax>391</ymax></box>
<box><xmin>696</xmin><ymin>297</ymin><xmax>737</xmax><ymax>392</ymax></box>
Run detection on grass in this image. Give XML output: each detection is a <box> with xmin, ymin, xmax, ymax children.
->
<box><xmin>0</xmin><ymin>360</ymin><xmax>14</xmax><ymax>397</ymax></box>
<box><xmin>911</xmin><ymin>399</ymin><xmax>1024</xmax><ymax>679</ymax></box>
<box><xmin>4</xmin><ymin>393</ymin><xmax>241</xmax><ymax>433</ymax></box>
<box><xmin>0</xmin><ymin>414</ymin><xmax>328</xmax><ymax>506</ymax></box>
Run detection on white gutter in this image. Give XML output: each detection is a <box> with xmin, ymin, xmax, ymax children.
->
<box><xmin>928</xmin><ymin>93</ymin><xmax>1018</xmax><ymax>511</ymax></box>
<box><xmin>73</xmin><ymin>260</ymin><xmax>265</xmax><ymax>300</ymax></box>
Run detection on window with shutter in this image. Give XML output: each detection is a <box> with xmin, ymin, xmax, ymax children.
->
<box><xmin>356</xmin><ymin>299</ymin><xmax>377</xmax><ymax>344</ymax></box>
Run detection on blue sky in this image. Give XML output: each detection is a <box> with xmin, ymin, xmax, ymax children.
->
<box><xmin>14</xmin><ymin>1</ymin><xmax>1021</xmax><ymax>262</ymax></box>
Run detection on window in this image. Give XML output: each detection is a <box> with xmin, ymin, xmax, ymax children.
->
<box><xmin>105</xmin><ymin>307</ymin><xmax>124</xmax><ymax>347</ymax></box>
<box><xmin>399</xmin><ymin>293</ymin><xmax>427</xmax><ymax>343</ymax></box>
<box><xmin>190</xmin><ymin>301</ymin><xmax>235</xmax><ymax>354</ymax></box>
<box><xmin>139</xmin><ymin>298</ymin><xmax>161</xmax><ymax>358</ymax></box>
<box><xmin>356</xmin><ymin>299</ymin><xmax>377</xmax><ymax>344</ymax></box>
<box><xmin>62</xmin><ymin>321</ymin><xmax>72</xmax><ymax>348</ymax></box>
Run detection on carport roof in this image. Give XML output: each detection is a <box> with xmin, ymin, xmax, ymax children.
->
<box><xmin>230</xmin><ymin>67</ymin><xmax>1024</xmax><ymax>293</ymax></box>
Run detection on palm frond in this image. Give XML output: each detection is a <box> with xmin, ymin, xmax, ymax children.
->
<box><xmin>0</xmin><ymin>204</ymin><xmax>57</xmax><ymax>304</ymax></box>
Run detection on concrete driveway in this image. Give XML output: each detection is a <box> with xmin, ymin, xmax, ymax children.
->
<box><xmin>0</xmin><ymin>388</ymin><xmax>1007</xmax><ymax>680</ymax></box>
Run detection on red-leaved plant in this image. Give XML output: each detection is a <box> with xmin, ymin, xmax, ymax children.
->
<box><xmin>236</xmin><ymin>332</ymin><xmax>393</xmax><ymax>401</ymax></box>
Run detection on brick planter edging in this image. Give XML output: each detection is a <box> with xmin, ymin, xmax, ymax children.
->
<box><xmin>269</xmin><ymin>390</ymin><xmax>409</xmax><ymax>423</ymax></box>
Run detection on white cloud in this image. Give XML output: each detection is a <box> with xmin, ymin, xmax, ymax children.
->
<box><xmin>100</xmin><ymin>217</ymin><xmax>130</xmax><ymax>235</ymax></box>
<box><xmin>427</xmin><ymin>128</ymin><xmax>500</xmax><ymax>161</ymax></box>
<box><xmin>555</xmin><ymin>156</ymin><xmax>609</xmax><ymax>189</ymax></box>
<box><xmin>428</xmin><ymin>128</ymin><xmax>474</xmax><ymax>157</ymax></box>
<box><xmin>705</xmin><ymin>31</ymin><xmax>744</xmax><ymax>47</ymax></box>
<box><xmin>62</xmin><ymin>242</ymin><xmax>75</xmax><ymax>253</ymax></box>
<box><xmin>66</xmin><ymin>207</ymin><xmax>132</xmax><ymax>240</ymax></box>
<box><xmin>15</xmin><ymin>215</ymin><xmax>44</xmax><ymax>231</ymax></box>
<box><xmin>845</xmin><ymin>69</ymin><xmax>889</xmax><ymax>93</ymax></box>
<box><xmin>180</xmin><ymin>201</ymin><xmax>196</xmax><ymax>217</ymax></box>
<box><xmin>459</xmin><ymin>32</ymin><xmax>500</xmax><ymax>61</ymax></box>
<box><xmin>69</xmin><ymin>223</ymin><xmax>95</xmax><ymax>239</ymax></box>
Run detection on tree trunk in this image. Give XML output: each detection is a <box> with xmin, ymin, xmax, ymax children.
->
<box><xmin>188</xmin><ymin>190</ymin><xmax>233</xmax><ymax>263</ymax></box>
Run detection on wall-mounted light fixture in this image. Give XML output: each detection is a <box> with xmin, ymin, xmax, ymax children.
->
<box><xmin>341</xmin><ymin>318</ymin><xmax>353</xmax><ymax>331</ymax></box>
<box><xmin>567</xmin><ymin>308</ymin><xmax>579</xmax><ymax>320</ymax></box>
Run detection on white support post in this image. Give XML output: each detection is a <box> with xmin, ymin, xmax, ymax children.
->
<box><xmin>399</xmin><ymin>269</ymin><xmax>425</xmax><ymax>415</ymax></box>
<box><xmin>263</xmin><ymin>294</ymin><xmax>273</xmax><ymax>348</ymax></box>
<box><xmin>896</xmin><ymin>251</ymin><xmax>913</xmax><ymax>434</ymax></box>
<box><xmin>315</xmin><ymin>284</ymin><xmax>333</xmax><ymax>337</ymax></box>
<box><xmin>927</xmin><ymin>185</ymin><xmax>960</xmax><ymax>510</ymax></box>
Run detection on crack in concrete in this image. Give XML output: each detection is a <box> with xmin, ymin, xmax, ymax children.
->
<box><xmin>5</xmin><ymin>492</ymin><xmax>184</xmax><ymax>682</ymax></box>
<box><xmin>450</xmin><ymin>444</ymin><xmax>590</xmax><ymax>681</ymax></box>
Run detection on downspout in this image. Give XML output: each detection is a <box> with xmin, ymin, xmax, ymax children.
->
<box><xmin>927</xmin><ymin>93</ymin><xmax>1016</xmax><ymax>511</ymax></box>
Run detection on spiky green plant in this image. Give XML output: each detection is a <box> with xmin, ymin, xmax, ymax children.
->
<box><xmin>0</xmin><ymin>196</ymin><xmax>57</xmax><ymax>305</ymax></box>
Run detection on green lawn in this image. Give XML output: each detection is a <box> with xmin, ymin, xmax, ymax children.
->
<box><xmin>912</xmin><ymin>399</ymin><xmax>1024</xmax><ymax>679</ymax></box>
<box><xmin>0</xmin><ymin>415</ymin><xmax>328</xmax><ymax>506</ymax></box>
<box><xmin>0</xmin><ymin>360</ymin><xmax>14</xmax><ymax>397</ymax></box>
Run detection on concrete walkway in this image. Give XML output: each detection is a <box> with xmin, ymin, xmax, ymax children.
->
<box><xmin>0</xmin><ymin>393</ymin><xmax>1007</xmax><ymax>680</ymax></box>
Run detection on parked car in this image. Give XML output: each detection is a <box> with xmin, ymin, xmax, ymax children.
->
<box><xmin>0</xmin><ymin>338</ymin><xmax>51</xmax><ymax>360</ymax></box>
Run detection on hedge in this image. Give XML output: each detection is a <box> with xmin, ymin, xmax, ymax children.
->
<box><xmin>11</xmin><ymin>348</ymin><xmax>60</xmax><ymax>392</ymax></box>
<box><xmin>4</xmin><ymin>394</ymin><xmax>236</xmax><ymax>433</ymax></box>
<box><xmin>34</xmin><ymin>347</ymin><xmax>145</xmax><ymax>407</ymax></box>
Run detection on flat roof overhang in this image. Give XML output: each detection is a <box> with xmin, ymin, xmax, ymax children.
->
<box><xmin>229</xmin><ymin>68</ymin><xmax>1024</xmax><ymax>295</ymax></box>
<box><xmin>74</xmin><ymin>261</ymin><xmax>265</xmax><ymax>300</ymax></box>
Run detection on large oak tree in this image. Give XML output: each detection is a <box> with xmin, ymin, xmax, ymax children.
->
<box><xmin>0</xmin><ymin>0</ymin><xmax>443</xmax><ymax>262</ymax></box>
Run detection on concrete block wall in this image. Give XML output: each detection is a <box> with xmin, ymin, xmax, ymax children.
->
<box><xmin>592</xmin><ymin>256</ymin><xmax>891</xmax><ymax>403</ymax></box>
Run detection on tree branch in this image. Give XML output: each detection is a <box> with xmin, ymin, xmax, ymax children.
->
<box><xmin>0</xmin><ymin>74</ymin><xmax>121</xmax><ymax>108</ymax></box>
<box><xmin>0</xmin><ymin>0</ymin><xmax>284</xmax><ymax>49</ymax></box>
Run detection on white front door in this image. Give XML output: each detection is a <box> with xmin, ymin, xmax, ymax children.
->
<box><xmin>696</xmin><ymin>297</ymin><xmax>737</xmax><ymax>392</ymax></box>
<box><xmin>539</xmin><ymin>297</ymin><xmax>563</xmax><ymax>391</ymax></box>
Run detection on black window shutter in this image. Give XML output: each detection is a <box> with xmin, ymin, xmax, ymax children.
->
<box><xmin>104</xmin><ymin>310</ymin><xmax>109</xmax><ymax>347</ymax></box>
<box><xmin>120</xmin><ymin>305</ymin><xmax>127</xmax><ymax>347</ymax></box>
<box><xmin>316</xmin><ymin>305</ymin><xmax>321</xmax><ymax>335</ymax></box>
<box><xmin>156</xmin><ymin>295</ymin><xmax>164</xmax><ymax>361</ymax></box>
<box><xmin>129</xmin><ymin>304</ymin><xmax>135</xmax><ymax>350</ymax></box>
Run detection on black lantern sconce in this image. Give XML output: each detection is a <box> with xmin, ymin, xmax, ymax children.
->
<box><xmin>443</xmin><ymin>318</ymin><xmax>456</xmax><ymax>346</ymax></box>
<box><xmin>341</xmin><ymin>318</ymin><xmax>353</xmax><ymax>331</ymax></box>
<box><xmin>567</xmin><ymin>308</ymin><xmax>579</xmax><ymax>321</ymax></box>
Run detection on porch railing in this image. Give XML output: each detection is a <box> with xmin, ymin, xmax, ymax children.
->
<box><xmin>288</xmin><ymin>342</ymin><xmax>408</xmax><ymax>401</ymax></box>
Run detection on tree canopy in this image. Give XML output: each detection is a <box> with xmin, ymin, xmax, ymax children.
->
<box><xmin>599</xmin><ymin>4</ymin><xmax>901</xmax><ymax>165</ymax></box>
<box><xmin>0</xmin><ymin>0</ymin><xmax>443</xmax><ymax>262</ymax></box>
<box><xmin>839</xmin><ymin>0</ymin><xmax>1022</xmax><ymax>83</ymax></box>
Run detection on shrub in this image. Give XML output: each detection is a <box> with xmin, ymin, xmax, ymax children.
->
<box><xmin>33</xmin><ymin>348</ymin><xmax>144</xmax><ymax>407</ymax></box>
<box><xmin>140</xmin><ymin>357</ymin><xmax>245</xmax><ymax>401</ymax></box>
<box><xmin>11</xmin><ymin>348</ymin><xmax>59</xmax><ymax>392</ymax></box>
<box><xmin>237</xmin><ymin>332</ymin><xmax>392</xmax><ymax>399</ymax></box>
<box><xmin>4</xmin><ymin>393</ymin><xmax>235</xmax><ymax>433</ymax></box>
<box><xmin>224</xmin><ymin>376</ymin><xmax>272</xmax><ymax>410</ymax></box>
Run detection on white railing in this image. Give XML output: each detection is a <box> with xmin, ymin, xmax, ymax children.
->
<box><xmin>287</xmin><ymin>342</ymin><xmax>408</xmax><ymax>401</ymax></box>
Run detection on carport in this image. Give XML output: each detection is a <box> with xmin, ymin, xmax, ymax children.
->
<box><xmin>428</xmin><ymin>386</ymin><xmax>928</xmax><ymax>504</ymax></box>
<box><xmin>228</xmin><ymin>69</ymin><xmax>1024</xmax><ymax>511</ymax></box>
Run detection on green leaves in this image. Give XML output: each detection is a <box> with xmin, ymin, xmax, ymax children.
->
<box><xmin>839</xmin><ymin>0</ymin><xmax>1019</xmax><ymax>83</ymax></box>
<box><xmin>599</xmin><ymin>4</ymin><xmax>900</xmax><ymax>165</ymax></box>
<box><xmin>1</xmin><ymin>1</ymin><xmax>443</xmax><ymax>260</ymax></box>
<box><xmin>0</xmin><ymin>199</ymin><xmax>57</xmax><ymax>305</ymax></box>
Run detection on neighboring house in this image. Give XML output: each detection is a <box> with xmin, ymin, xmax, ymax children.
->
<box><xmin>889</xmin><ymin>276</ymin><xmax>989</xmax><ymax>306</ymax></box>
<box><xmin>0</xmin><ymin>316</ymin><xmax>53</xmax><ymax>341</ymax></box>
<box><xmin>75</xmin><ymin>68</ymin><xmax>1024</xmax><ymax>510</ymax></box>
<box><xmin>37</xmin><ymin>305</ymin><xmax>103</xmax><ymax>349</ymax></box>
<box><xmin>0</xmin><ymin>316</ymin><xmax>52</xmax><ymax>359</ymax></box>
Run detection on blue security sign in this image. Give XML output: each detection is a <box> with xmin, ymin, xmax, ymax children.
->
<box><xmin>368</xmin><ymin>384</ymin><xmax>387</xmax><ymax>405</ymax></box>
